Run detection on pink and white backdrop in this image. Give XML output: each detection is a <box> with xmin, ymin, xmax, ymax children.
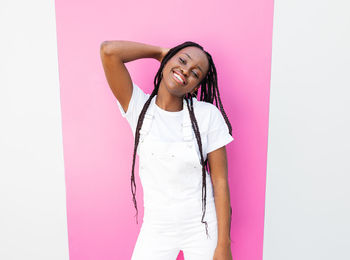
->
<box><xmin>1</xmin><ymin>0</ymin><xmax>349</xmax><ymax>260</ymax></box>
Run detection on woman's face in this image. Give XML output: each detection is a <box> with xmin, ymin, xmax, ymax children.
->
<box><xmin>160</xmin><ymin>46</ymin><xmax>209</xmax><ymax>97</ymax></box>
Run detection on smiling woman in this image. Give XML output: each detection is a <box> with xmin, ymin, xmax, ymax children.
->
<box><xmin>100</xmin><ymin>40</ymin><xmax>234</xmax><ymax>260</ymax></box>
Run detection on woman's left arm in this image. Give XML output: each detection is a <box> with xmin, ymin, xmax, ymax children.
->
<box><xmin>208</xmin><ymin>146</ymin><xmax>233</xmax><ymax>260</ymax></box>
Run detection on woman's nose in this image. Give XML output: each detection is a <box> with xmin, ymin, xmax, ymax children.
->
<box><xmin>181</xmin><ymin>68</ymin><xmax>189</xmax><ymax>77</ymax></box>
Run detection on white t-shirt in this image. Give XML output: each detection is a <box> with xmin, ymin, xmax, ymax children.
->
<box><xmin>116</xmin><ymin>81</ymin><xmax>234</xmax><ymax>161</ymax></box>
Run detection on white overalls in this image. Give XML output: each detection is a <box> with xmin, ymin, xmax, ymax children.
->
<box><xmin>131</xmin><ymin>96</ymin><xmax>218</xmax><ymax>260</ymax></box>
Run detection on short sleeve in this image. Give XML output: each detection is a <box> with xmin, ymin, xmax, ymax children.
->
<box><xmin>206</xmin><ymin>106</ymin><xmax>234</xmax><ymax>154</ymax></box>
<box><xmin>116</xmin><ymin>81</ymin><xmax>150</xmax><ymax>136</ymax></box>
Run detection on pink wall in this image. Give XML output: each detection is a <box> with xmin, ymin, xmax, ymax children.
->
<box><xmin>55</xmin><ymin>0</ymin><xmax>274</xmax><ymax>259</ymax></box>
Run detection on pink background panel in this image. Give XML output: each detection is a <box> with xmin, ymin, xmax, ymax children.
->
<box><xmin>55</xmin><ymin>0</ymin><xmax>274</xmax><ymax>259</ymax></box>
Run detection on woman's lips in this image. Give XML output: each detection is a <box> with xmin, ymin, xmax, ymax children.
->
<box><xmin>172</xmin><ymin>70</ymin><xmax>186</xmax><ymax>85</ymax></box>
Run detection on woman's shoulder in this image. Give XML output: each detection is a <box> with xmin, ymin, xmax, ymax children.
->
<box><xmin>191</xmin><ymin>100</ymin><xmax>222</xmax><ymax>130</ymax></box>
<box><xmin>193</xmin><ymin>99</ymin><xmax>228</xmax><ymax>130</ymax></box>
<box><xmin>193</xmin><ymin>99</ymin><xmax>219</xmax><ymax>115</ymax></box>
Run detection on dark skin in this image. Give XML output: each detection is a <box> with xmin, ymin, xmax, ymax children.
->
<box><xmin>158</xmin><ymin>47</ymin><xmax>233</xmax><ymax>260</ymax></box>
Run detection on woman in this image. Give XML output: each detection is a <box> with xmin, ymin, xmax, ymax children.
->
<box><xmin>100</xmin><ymin>40</ymin><xmax>234</xmax><ymax>260</ymax></box>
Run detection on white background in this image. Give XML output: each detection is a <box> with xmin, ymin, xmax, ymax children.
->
<box><xmin>264</xmin><ymin>0</ymin><xmax>350</xmax><ymax>259</ymax></box>
<box><xmin>0</xmin><ymin>0</ymin><xmax>69</xmax><ymax>259</ymax></box>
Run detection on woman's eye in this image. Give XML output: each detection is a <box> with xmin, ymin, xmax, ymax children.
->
<box><xmin>179</xmin><ymin>57</ymin><xmax>198</xmax><ymax>78</ymax></box>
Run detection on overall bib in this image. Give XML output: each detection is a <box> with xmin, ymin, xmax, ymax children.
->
<box><xmin>131</xmin><ymin>96</ymin><xmax>218</xmax><ymax>260</ymax></box>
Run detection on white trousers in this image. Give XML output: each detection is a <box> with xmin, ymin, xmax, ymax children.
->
<box><xmin>131</xmin><ymin>200</ymin><xmax>218</xmax><ymax>260</ymax></box>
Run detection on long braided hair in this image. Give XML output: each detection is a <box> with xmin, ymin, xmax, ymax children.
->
<box><xmin>130</xmin><ymin>41</ymin><xmax>233</xmax><ymax>238</ymax></box>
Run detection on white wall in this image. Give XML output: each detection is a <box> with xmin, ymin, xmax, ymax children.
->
<box><xmin>263</xmin><ymin>0</ymin><xmax>350</xmax><ymax>259</ymax></box>
<box><xmin>0</xmin><ymin>0</ymin><xmax>69</xmax><ymax>259</ymax></box>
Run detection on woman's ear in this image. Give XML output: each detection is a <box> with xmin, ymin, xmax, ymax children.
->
<box><xmin>191</xmin><ymin>87</ymin><xmax>199</xmax><ymax>94</ymax></box>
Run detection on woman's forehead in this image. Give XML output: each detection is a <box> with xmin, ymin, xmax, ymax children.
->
<box><xmin>177</xmin><ymin>47</ymin><xmax>205</xmax><ymax>58</ymax></box>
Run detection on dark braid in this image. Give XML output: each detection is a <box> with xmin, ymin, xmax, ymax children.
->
<box><xmin>130</xmin><ymin>41</ymin><xmax>233</xmax><ymax>239</ymax></box>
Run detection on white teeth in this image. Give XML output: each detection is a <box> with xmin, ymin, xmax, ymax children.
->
<box><xmin>173</xmin><ymin>72</ymin><xmax>184</xmax><ymax>84</ymax></box>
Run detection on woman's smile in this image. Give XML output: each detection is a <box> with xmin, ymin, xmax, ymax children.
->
<box><xmin>172</xmin><ymin>70</ymin><xmax>186</xmax><ymax>85</ymax></box>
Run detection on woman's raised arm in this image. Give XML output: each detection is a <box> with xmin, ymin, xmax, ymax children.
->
<box><xmin>99</xmin><ymin>40</ymin><xmax>164</xmax><ymax>113</ymax></box>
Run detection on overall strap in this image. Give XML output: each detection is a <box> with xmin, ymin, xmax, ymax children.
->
<box><xmin>139</xmin><ymin>96</ymin><xmax>156</xmax><ymax>142</ymax></box>
<box><xmin>182</xmin><ymin>98</ymin><xmax>194</xmax><ymax>142</ymax></box>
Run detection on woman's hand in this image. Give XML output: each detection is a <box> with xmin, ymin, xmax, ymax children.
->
<box><xmin>157</xmin><ymin>47</ymin><xmax>170</xmax><ymax>63</ymax></box>
<box><xmin>213</xmin><ymin>243</ymin><xmax>233</xmax><ymax>260</ymax></box>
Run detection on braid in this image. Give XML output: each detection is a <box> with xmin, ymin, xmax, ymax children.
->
<box><xmin>130</xmin><ymin>41</ymin><xmax>233</xmax><ymax>239</ymax></box>
<box><xmin>184</xmin><ymin>94</ymin><xmax>210</xmax><ymax>238</ymax></box>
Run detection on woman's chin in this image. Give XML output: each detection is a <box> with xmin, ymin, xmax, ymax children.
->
<box><xmin>165</xmin><ymin>77</ymin><xmax>181</xmax><ymax>89</ymax></box>
<box><xmin>165</xmin><ymin>83</ymin><xmax>184</xmax><ymax>96</ymax></box>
